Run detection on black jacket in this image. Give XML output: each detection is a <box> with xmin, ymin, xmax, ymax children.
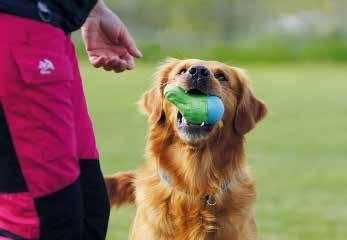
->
<box><xmin>0</xmin><ymin>0</ymin><xmax>97</xmax><ymax>32</ymax></box>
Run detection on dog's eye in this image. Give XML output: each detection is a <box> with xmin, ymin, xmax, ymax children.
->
<box><xmin>179</xmin><ymin>68</ymin><xmax>187</xmax><ymax>75</ymax></box>
<box><xmin>215</xmin><ymin>73</ymin><xmax>227</xmax><ymax>82</ymax></box>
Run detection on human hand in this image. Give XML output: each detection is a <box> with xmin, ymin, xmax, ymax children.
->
<box><xmin>82</xmin><ymin>0</ymin><xmax>142</xmax><ymax>73</ymax></box>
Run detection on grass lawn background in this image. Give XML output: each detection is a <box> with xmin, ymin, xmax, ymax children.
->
<box><xmin>80</xmin><ymin>62</ymin><xmax>347</xmax><ymax>240</ymax></box>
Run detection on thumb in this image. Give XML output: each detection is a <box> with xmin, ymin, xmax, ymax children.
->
<box><xmin>120</xmin><ymin>28</ymin><xmax>142</xmax><ymax>58</ymax></box>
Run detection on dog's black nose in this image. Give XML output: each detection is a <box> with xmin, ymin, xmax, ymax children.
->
<box><xmin>187</xmin><ymin>65</ymin><xmax>211</xmax><ymax>93</ymax></box>
<box><xmin>188</xmin><ymin>66</ymin><xmax>211</xmax><ymax>80</ymax></box>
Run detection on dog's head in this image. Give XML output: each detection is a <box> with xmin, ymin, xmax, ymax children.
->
<box><xmin>140</xmin><ymin>58</ymin><xmax>267</xmax><ymax>145</ymax></box>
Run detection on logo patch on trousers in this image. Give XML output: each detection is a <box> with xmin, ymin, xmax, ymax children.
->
<box><xmin>38</xmin><ymin>59</ymin><xmax>55</xmax><ymax>75</ymax></box>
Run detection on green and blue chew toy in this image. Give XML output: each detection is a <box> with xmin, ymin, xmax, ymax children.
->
<box><xmin>164</xmin><ymin>84</ymin><xmax>225</xmax><ymax>125</ymax></box>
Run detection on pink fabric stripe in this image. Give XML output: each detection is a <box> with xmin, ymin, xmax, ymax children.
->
<box><xmin>0</xmin><ymin>194</ymin><xmax>39</xmax><ymax>239</ymax></box>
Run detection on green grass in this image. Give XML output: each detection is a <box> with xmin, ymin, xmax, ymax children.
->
<box><xmin>80</xmin><ymin>61</ymin><xmax>347</xmax><ymax>240</ymax></box>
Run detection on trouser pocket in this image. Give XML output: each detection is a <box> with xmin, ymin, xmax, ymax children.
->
<box><xmin>6</xmin><ymin>44</ymin><xmax>79</xmax><ymax>198</ymax></box>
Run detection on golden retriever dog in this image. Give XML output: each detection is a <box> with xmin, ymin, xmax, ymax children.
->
<box><xmin>105</xmin><ymin>58</ymin><xmax>267</xmax><ymax>240</ymax></box>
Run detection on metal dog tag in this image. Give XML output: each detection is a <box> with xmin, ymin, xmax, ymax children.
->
<box><xmin>206</xmin><ymin>195</ymin><xmax>217</xmax><ymax>206</ymax></box>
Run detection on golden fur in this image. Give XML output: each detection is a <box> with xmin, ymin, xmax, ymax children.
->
<box><xmin>105</xmin><ymin>59</ymin><xmax>267</xmax><ymax>240</ymax></box>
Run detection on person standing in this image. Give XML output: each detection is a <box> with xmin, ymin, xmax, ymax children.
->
<box><xmin>0</xmin><ymin>0</ymin><xmax>142</xmax><ymax>239</ymax></box>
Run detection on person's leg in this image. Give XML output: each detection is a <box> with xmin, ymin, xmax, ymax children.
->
<box><xmin>67</xmin><ymin>39</ymin><xmax>110</xmax><ymax>240</ymax></box>
<box><xmin>79</xmin><ymin>161</ymin><xmax>110</xmax><ymax>240</ymax></box>
<box><xmin>0</xmin><ymin>15</ymin><xmax>83</xmax><ymax>240</ymax></box>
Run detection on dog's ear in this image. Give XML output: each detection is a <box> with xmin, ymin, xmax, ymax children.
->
<box><xmin>139</xmin><ymin>87</ymin><xmax>164</xmax><ymax>124</ymax></box>
<box><xmin>233</xmin><ymin>69</ymin><xmax>268</xmax><ymax>135</ymax></box>
<box><xmin>139</xmin><ymin>58</ymin><xmax>180</xmax><ymax>124</ymax></box>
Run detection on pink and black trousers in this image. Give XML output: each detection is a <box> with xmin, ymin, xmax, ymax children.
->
<box><xmin>0</xmin><ymin>14</ymin><xmax>110</xmax><ymax>240</ymax></box>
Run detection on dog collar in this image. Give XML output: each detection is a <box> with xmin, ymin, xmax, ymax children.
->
<box><xmin>158</xmin><ymin>168</ymin><xmax>232</xmax><ymax>207</ymax></box>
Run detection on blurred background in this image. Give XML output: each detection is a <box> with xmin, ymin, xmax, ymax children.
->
<box><xmin>76</xmin><ymin>0</ymin><xmax>347</xmax><ymax>62</ymax></box>
<box><xmin>75</xmin><ymin>0</ymin><xmax>347</xmax><ymax>239</ymax></box>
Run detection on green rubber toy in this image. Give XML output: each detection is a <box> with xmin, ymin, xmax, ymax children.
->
<box><xmin>163</xmin><ymin>84</ymin><xmax>225</xmax><ymax>124</ymax></box>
